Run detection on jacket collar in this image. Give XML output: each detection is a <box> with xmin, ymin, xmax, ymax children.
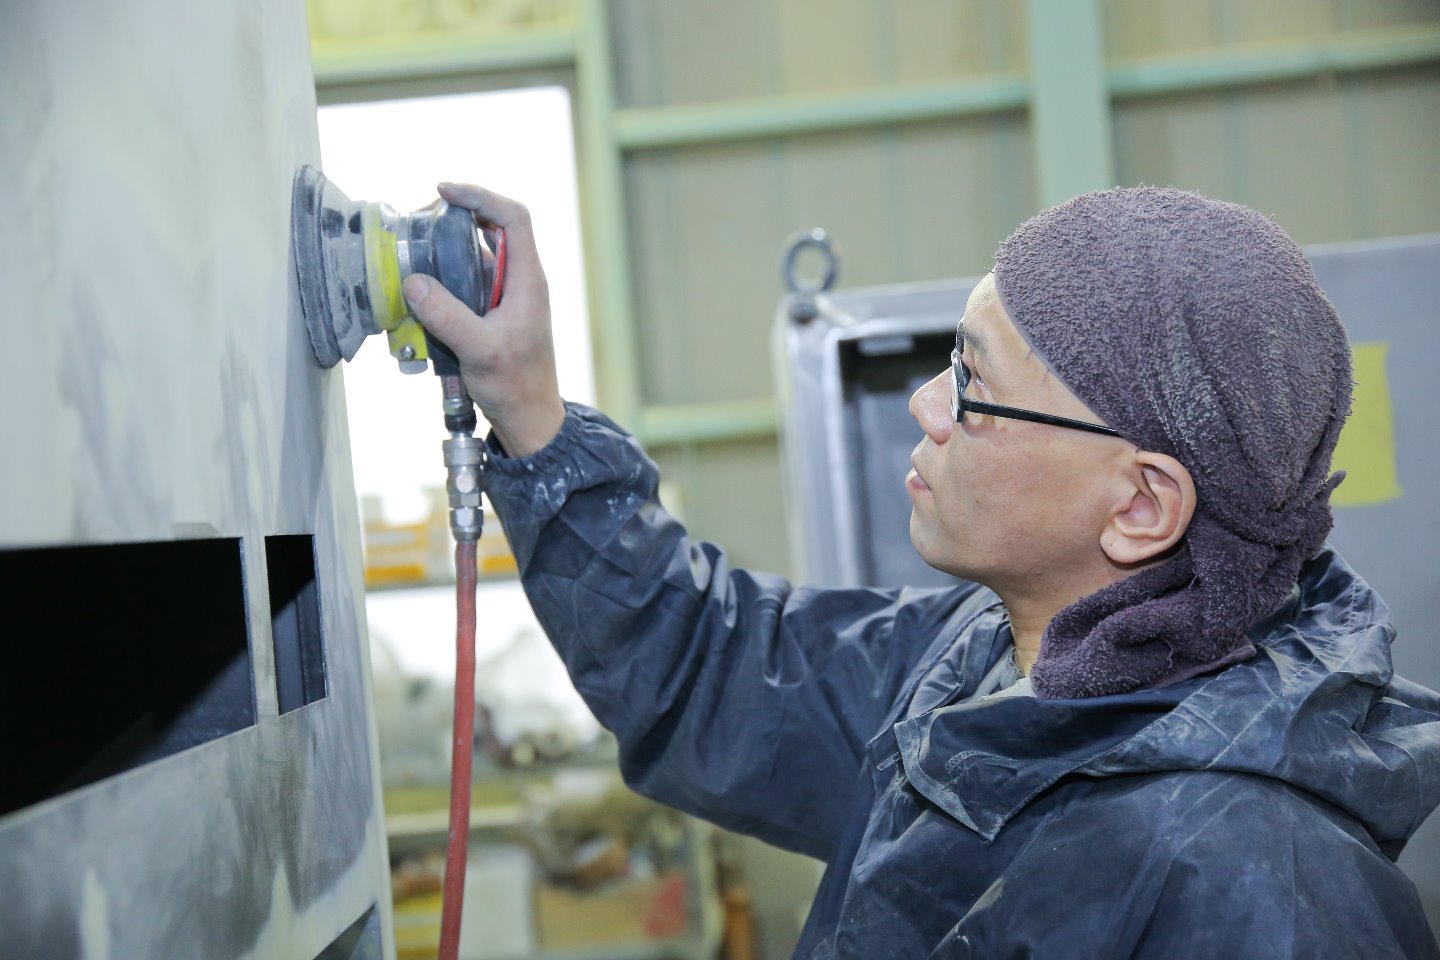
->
<box><xmin>893</xmin><ymin>548</ymin><xmax>1435</xmax><ymax>844</ymax></box>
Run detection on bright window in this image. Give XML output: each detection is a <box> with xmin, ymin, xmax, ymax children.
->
<box><xmin>318</xmin><ymin>86</ymin><xmax>593</xmax><ymax>524</ymax></box>
<box><xmin>317</xmin><ymin>88</ymin><xmax>598</xmax><ymax>751</ymax></box>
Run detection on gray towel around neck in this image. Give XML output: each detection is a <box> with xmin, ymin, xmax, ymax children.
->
<box><xmin>992</xmin><ymin>186</ymin><xmax>1353</xmax><ymax>700</ymax></box>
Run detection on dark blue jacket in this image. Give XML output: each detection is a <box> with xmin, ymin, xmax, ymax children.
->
<box><xmin>485</xmin><ymin>404</ymin><xmax>1440</xmax><ymax>959</ymax></box>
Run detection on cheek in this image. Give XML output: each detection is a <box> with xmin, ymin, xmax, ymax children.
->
<box><xmin>930</xmin><ymin>432</ymin><xmax>1070</xmax><ymax>533</ymax></box>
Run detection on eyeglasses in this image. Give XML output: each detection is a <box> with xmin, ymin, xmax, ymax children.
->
<box><xmin>950</xmin><ymin>325</ymin><xmax>1121</xmax><ymax>438</ymax></box>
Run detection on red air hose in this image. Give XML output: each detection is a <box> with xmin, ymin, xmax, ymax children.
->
<box><xmin>438</xmin><ymin>540</ymin><xmax>478</xmax><ymax>960</ymax></box>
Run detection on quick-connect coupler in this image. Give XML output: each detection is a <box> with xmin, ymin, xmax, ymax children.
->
<box><xmin>443</xmin><ymin>434</ymin><xmax>485</xmax><ymax>543</ymax></box>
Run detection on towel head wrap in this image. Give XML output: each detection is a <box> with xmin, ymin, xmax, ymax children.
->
<box><xmin>992</xmin><ymin>186</ymin><xmax>1353</xmax><ymax>699</ymax></box>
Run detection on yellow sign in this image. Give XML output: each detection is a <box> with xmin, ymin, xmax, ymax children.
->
<box><xmin>1330</xmin><ymin>342</ymin><xmax>1402</xmax><ymax>507</ymax></box>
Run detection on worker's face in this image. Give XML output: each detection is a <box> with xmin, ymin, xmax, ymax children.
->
<box><xmin>906</xmin><ymin>274</ymin><xmax>1128</xmax><ymax>594</ymax></box>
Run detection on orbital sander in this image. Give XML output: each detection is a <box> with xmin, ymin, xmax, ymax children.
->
<box><xmin>290</xmin><ymin>163</ymin><xmax>506</xmax><ymax>539</ymax></box>
<box><xmin>291</xmin><ymin>164</ymin><xmax>504</xmax><ymax>377</ymax></box>
<box><xmin>290</xmin><ymin>165</ymin><xmax>503</xmax><ymax>960</ymax></box>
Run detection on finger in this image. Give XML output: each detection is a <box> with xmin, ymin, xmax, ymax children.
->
<box><xmin>437</xmin><ymin>182</ymin><xmax>540</xmax><ymax>286</ymax></box>
<box><xmin>436</xmin><ymin>182</ymin><xmax>524</xmax><ymax>227</ymax></box>
<box><xmin>402</xmin><ymin>274</ymin><xmax>487</xmax><ymax>357</ymax></box>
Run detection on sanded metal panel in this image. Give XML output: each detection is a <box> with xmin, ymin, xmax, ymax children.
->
<box><xmin>0</xmin><ymin>2</ymin><xmax>393</xmax><ymax>958</ymax></box>
<box><xmin>625</xmin><ymin>117</ymin><xmax>1033</xmax><ymax>408</ymax></box>
<box><xmin>775</xmin><ymin>236</ymin><xmax>1440</xmax><ymax>927</ymax></box>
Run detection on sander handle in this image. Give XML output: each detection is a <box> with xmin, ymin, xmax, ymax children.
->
<box><xmin>420</xmin><ymin>211</ymin><xmax>506</xmax><ymax>381</ymax></box>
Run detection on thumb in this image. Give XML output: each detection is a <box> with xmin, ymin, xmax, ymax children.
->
<box><xmin>403</xmin><ymin>274</ymin><xmax>478</xmax><ymax>355</ymax></box>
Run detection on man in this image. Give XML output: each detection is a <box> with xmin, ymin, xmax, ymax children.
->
<box><xmin>403</xmin><ymin>183</ymin><xmax>1440</xmax><ymax>958</ymax></box>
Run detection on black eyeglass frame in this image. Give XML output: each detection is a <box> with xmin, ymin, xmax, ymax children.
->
<box><xmin>950</xmin><ymin>340</ymin><xmax>1122</xmax><ymax>438</ymax></box>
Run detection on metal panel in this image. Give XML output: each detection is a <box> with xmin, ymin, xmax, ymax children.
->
<box><xmin>775</xmin><ymin>235</ymin><xmax>1440</xmax><ymax>927</ymax></box>
<box><xmin>775</xmin><ymin>278</ymin><xmax>979</xmax><ymax>588</ymax></box>
<box><xmin>0</xmin><ymin>2</ymin><xmax>393</xmax><ymax>957</ymax></box>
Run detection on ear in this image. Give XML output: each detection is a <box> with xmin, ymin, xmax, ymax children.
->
<box><xmin>1099</xmin><ymin>451</ymin><xmax>1196</xmax><ymax>566</ymax></box>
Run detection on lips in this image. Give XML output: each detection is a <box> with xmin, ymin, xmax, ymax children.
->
<box><xmin>907</xmin><ymin>457</ymin><xmax>930</xmax><ymax>492</ymax></box>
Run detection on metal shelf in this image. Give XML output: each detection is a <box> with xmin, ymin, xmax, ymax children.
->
<box><xmin>386</xmin><ymin>804</ymin><xmax>526</xmax><ymax>841</ymax></box>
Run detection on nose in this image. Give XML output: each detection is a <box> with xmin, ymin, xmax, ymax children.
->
<box><xmin>909</xmin><ymin>369</ymin><xmax>954</xmax><ymax>445</ymax></box>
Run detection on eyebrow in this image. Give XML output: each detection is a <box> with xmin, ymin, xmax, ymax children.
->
<box><xmin>959</xmin><ymin>320</ymin><xmax>994</xmax><ymax>369</ymax></box>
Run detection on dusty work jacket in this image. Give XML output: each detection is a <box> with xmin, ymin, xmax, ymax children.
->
<box><xmin>484</xmin><ymin>404</ymin><xmax>1440</xmax><ymax>959</ymax></box>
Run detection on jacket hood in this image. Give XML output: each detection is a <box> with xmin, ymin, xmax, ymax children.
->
<box><xmin>896</xmin><ymin>548</ymin><xmax>1440</xmax><ymax>849</ymax></box>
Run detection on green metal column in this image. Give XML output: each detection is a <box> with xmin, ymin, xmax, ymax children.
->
<box><xmin>576</xmin><ymin>0</ymin><xmax>642</xmax><ymax>426</ymax></box>
<box><xmin>1025</xmin><ymin>0</ymin><xmax>1115</xmax><ymax>208</ymax></box>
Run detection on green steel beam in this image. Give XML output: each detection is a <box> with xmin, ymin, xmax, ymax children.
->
<box><xmin>614</xmin><ymin>76</ymin><xmax>1030</xmax><ymax>150</ymax></box>
<box><xmin>1025</xmin><ymin>0</ymin><xmax>1116</xmax><ymax>209</ymax></box>
<box><xmin>575</xmin><ymin>0</ymin><xmax>642</xmax><ymax>424</ymax></box>
<box><xmin>311</xmin><ymin>23</ymin><xmax>577</xmax><ymax>86</ymax></box>
<box><xmin>1108</xmin><ymin>24</ymin><xmax>1440</xmax><ymax>99</ymax></box>
<box><xmin>635</xmin><ymin>399</ymin><xmax>778</xmax><ymax>448</ymax></box>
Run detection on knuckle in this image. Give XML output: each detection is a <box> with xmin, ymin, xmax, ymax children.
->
<box><xmin>506</xmin><ymin>200</ymin><xmax>532</xmax><ymax>228</ymax></box>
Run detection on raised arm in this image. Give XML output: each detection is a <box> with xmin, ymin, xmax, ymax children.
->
<box><xmin>406</xmin><ymin>183</ymin><xmax>980</xmax><ymax>857</ymax></box>
<box><xmin>484</xmin><ymin>402</ymin><xmax>976</xmax><ymax>857</ymax></box>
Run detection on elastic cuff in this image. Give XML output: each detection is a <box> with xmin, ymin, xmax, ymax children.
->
<box><xmin>483</xmin><ymin>401</ymin><xmax>594</xmax><ymax>481</ymax></box>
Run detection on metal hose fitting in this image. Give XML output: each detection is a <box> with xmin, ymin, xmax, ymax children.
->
<box><xmin>442</xmin><ymin>434</ymin><xmax>485</xmax><ymax>543</ymax></box>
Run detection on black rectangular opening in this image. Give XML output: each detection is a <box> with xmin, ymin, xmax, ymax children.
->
<box><xmin>839</xmin><ymin>330</ymin><xmax>960</xmax><ymax>588</ymax></box>
<box><xmin>0</xmin><ymin>537</ymin><xmax>254</xmax><ymax>817</ymax></box>
<box><xmin>315</xmin><ymin>904</ymin><xmax>382</xmax><ymax>960</ymax></box>
<box><xmin>266</xmin><ymin>534</ymin><xmax>327</xmax><ymax>714</ymax></box>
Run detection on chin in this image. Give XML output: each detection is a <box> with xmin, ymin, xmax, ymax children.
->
<box><xmin>910</xmin><ymin>518</ymin><xmax>986</xmax><ymax>583</ymax></box>
<box><xmin>908</xmin><ymin>519</ymin><xmax>952</xmax><ymax>575</ymax></box>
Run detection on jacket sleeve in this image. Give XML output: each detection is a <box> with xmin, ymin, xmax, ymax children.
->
<box><xmin>483</xmin><ymin>403</ymin><xmax>978</xmax><ymax>860</ymax></box>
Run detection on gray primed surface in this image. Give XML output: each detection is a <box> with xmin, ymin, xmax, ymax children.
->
<box><xmin>775</xmin><ymin>234</ymin><xmax>1440</xmax><ymax>932</ymax></box>
<box><xmin>0</xmin><ymin>3</ymin><xmax>393</xmax><ymax>958</ymax></box>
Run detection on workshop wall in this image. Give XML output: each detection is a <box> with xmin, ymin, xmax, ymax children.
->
<box><xmin>605</xmin><ymin>0</ymin><xmax>1440</xmax><ymax>580</ymax></box>
<box><xmin>1107</xmin><ymin>2</ymin><xmax>1440</xmax><ymax>244</ymax></box>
